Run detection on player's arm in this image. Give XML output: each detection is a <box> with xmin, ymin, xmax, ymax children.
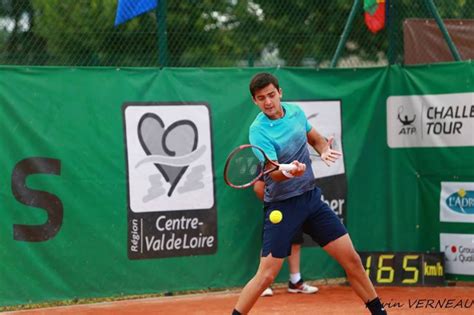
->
<box><xmin>307</xmin><ymin>127</ymin><xmax>342</xmax><ymax>166</ymax></box>
<box><xmin>306</xmin><ymin>127</ymin><xmax>327</xmax><ymax>154</ymax></box>
<box><xmin>266</xmin><ymin>160</ymin><xmax>306</xmax><ymax>182</ymax></box>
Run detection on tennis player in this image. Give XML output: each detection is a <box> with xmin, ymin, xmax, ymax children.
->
<box><xmin>232</xmin><ymin>73</ymin><xmax>386</xmax><ymax>315</ymax></box>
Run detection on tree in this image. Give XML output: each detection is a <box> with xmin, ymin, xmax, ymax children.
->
<box><xmin>0</xmin><ymin>0</ymin><xmax>47</xmax><ymax>65</ymax></box>
<box><xmin>1</xmin><ymin>0</ymin><xmax>472</xmax><ymax>67</ymax></box>
<box><xmin>33</xmin><ymin>0</ymin><xmax>128</xmax><ymax>65</ymax></box>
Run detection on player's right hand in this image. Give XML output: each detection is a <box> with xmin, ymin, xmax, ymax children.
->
<box><xmin>289</xmin><ymin>160</ymin><xmax>306</xmax><ymax>177</ymax></box>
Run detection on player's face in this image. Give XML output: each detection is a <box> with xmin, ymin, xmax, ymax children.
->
<box><xmin>252</xmin><ymin>84</ymin><xmax>283</xmax><ymax>120</ymax></box>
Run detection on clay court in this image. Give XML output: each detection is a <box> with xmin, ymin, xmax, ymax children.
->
<box><xmin>5</xmin><ymin>283</ymin><xmax>474</xmax><ymax>315</ymax></box>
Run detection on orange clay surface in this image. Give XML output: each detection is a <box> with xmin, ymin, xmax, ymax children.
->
<box><xmin>4</xmin><ymin>284</ymin><xmax>474</xmax><ymax>315</ymax></box>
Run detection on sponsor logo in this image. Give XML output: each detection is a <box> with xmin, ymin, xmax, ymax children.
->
<box><xmin>397</xmin><ymin>105</ymin><xmax>417</xmax><ymax>135</ymax></box>
<box><xmin>443</xmin><ymin>245</ymin><xmax>459</xmax><ymax>262</ymax></box>
<box><xmin>443</xmin><ymin>244</ymin><xmax>474</xmax><ymax>263</ymax></box>
<box><xmin>440</xmin><ymin>233</ymin><xmax>474</xmax><ymax>275</ymax></box>
<box><xmin>123</xmin><ymin>103</ymin><xmax>217</xmax><ymax>259</ymax></box>
<box><xmin>387</xmin><ymin>92</ymin><xmax>474</xmax><ymax>148</ymax></box>
<box><xmin>440</xmin><ymin>182</ymin><xmax>474</xmax><ymax>223</ymax></box>
<box><xmin>446</xmin><ymin>189</ymin><xmax>474</xmax><ymax>214</ymax></box>
<box><xmin>124</xmin><ymin>104</ymin><xmax>214</xmax><ymax>212</ymax></box>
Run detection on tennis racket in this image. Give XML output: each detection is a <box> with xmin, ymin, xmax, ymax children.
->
<box><xmin>223</xmin><ymin>144</ymin><xmax>297</xmax><ymax>189</ymax></box>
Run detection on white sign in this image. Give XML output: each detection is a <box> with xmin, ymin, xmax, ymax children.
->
<box><xmin>296</xmin><ymin>100</ymin><xmax>345</xmax><ymax>179</ymax></box>
<box><xmin>440</xmin><ymin>182</ymin><xmax>474</xmax><ymax>223</ymax></box>
<box><xmin>124</xmin><ymin>104</ymin><xmax>215</xmax><ymax>212</ymax></box>
<box><xmin>440</xmin><ymin>233</ymin><xmax>474</xmax><ymax>275</ymax></box>
<box><xmin>387</xmin><ymin>92</ymin><xmax>474</xmax><ymax>148</ymax></box>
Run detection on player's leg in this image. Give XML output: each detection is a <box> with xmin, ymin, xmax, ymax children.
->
<box><xmin>323</xmin><ymin>234</ymin><xmax>386</xmax><ymax>314</ymax></box>
<box><xmin>287</xmin><ymin>233</ymin><xmax>318</xmax><ymax>294</ymax></box>
<box><xmin>257</xmin><ymin>184</ymin><xmax>275</xmax><ymax>297</ymax></box>
<box><xmin>260</xmin><ymin>248</ymin><xmax>275</xmax><ymax>297</ymax></box>
<box><xmin>234</xmin><ymin>254</ymin><xmax>284</xmax><ymax>314</ymax></box>
<box><xmin>305</xmin><ymin>188</ymin><xmax>375</xmax><ymax>301</ymax></box>
<box><xmin>305</xmin><ymin>188</ymin><xmax>386</xmax><ymax>314</ymax></box>
<box><xmin>288</xmin><ymin>243</ymin><xmax>301</xmax><ymax>274</ymax></box>
<box><xmin>323</xmin><ymin>234</ymin><xmax>377</xmax><ymax>301</ymax></box>
<box><xmin>234</xmin><ymin>199</ymin><xmax>301</xmax><ymax>313</ymax></box>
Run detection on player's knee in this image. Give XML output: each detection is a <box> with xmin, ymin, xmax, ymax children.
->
<box><xmin>262</xmin><ymin>272</ymin><xmax>276</xmax><ymax>285</ymax></box>
<box><xmin>257</xmin><ymin>270</ymin><xmax>277</xmax><ymax>286</ymax></box>
<box><xmin>349</xmin><ymin>251</ymin><xmax>363</xmax><ymax>267</ymax></box>
<box><xmin>343</xmin><ymin>251</ymin><xmax>363</xmax><ymax>272</ymax></box>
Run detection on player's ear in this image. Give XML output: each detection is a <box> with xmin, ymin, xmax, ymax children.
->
<box><xmin>279</xmin><ymin>88</ymin><xmax>283</xmax><ymax>99</ymax></box>
<box><xmin>252</xmin><ymin>97</ymin><xmax>258</xmax><ymax>106</ymax></box>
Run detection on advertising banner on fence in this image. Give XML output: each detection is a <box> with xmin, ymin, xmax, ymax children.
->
<box><xmin>440</xmin><ymin>182</ymin><xmax>474</xmax><ymax>223</ymax></box>
<box><xmin>387</xmin><ymin>92</ymin><xmax>474</xmax><ymax>148</ymax></box>
<box><xmin>440</xmin><ymin>233</ymin><xmax>474</xmax><ymax>275</ymax></box>
<box><xmin>123</xmin><ymin>103</ymin><xmax>217</xmax><ymax>259</ymax></box>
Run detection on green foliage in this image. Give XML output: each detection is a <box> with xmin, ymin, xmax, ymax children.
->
<box><xmin>0</xmin><ymin>0</ymin><xmax>44</xmax><ymax>64</ymax></box>
<box><xmin>31</xmin><ymin>0</ymin><xmax>167</xmax><ymax>66</ymax></box>
<box><xmin>0</xmin><ymin>0</ymin><xmax>473</xmax><ymax>67</ymax></box>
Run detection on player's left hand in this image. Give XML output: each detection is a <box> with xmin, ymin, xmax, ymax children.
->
<box><xmin>321</xmin><ymin>136</ymin><xmax>342</xmax><ymax>166</ymax></box>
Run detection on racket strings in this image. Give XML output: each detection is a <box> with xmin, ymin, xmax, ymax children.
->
<box><xmin>225</xmin><ymin>147</ymin><xmax>263</xmax><ymax>187</ymax></box>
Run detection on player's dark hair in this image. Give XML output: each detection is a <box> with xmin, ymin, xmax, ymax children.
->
<box><xmin>249</xmin><ymin>73</ymin><xmax>279</xmax><ymax>97</ymax></box>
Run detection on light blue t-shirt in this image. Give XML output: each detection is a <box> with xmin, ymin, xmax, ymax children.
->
<box><xmin>249</xmin><ymin>102</ymin><xmax>316</xmax><ymax>202</ymax></box>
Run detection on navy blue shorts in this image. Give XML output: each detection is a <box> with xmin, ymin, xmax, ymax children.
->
<box><xmin>261</xmin><ymin>187</ymin><xmax>347</xmax><ymax>258</ymax></box>
<box><xmin>262</xmin><ymin>210</ymin><xmax>304</xmax><ymax>245</ymax></box>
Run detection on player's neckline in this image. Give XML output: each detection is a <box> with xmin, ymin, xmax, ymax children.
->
<box><xmin>266</xmin><ymin>105</ymin><xmax>286</xmax><ymax>121</ymax></box>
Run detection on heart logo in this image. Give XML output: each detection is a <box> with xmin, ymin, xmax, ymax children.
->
<box><xmin>137</xmin><ymin>113</ymin><xmax>198</xmax><ymax>196</ymax></box>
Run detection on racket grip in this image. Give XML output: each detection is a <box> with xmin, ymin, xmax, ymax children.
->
<box><xmin>278</xmin><ymin>163</ymin><xmax>297</xmax><ymax>171</ymax></box>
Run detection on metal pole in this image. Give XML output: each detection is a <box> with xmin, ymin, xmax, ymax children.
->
<box><xmin>330</xmin><ymin>0</ymin><xmax>361</xmax><ymax>68</ymax></box>
<box><xmin>387</xmin><ymin>0</ymin><xmax>396</xmax><ymax>64</ymax></box>
<box><xmin>425</xmin><ymin>0</ymin><xmax>461</xmax><ymax>61</ymax></box>
<box><xmin>157</xmin><ymin>0</ymin><xmax>169</xmax><ymax>66</ymax></box>
<box><xmin>248</xmin><ymin>53</ymin><xmax>254</xmax><ymax>67</ymax></box>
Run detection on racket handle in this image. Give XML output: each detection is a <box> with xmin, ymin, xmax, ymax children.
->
<box><xmin>278</xmin><ymin>163</ymin><xmax>297</xmax><ymax>171</ymax></box>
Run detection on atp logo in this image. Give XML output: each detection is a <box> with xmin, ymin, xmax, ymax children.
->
<box><xmin>397</xmin><ymin>105</ymin><xmax>417</xmax><ymax>135</ymax></box>
<box><xmin>123</xmin><ymin>103</ymin><xmax>215</xmax><ymax>213</ymax></box>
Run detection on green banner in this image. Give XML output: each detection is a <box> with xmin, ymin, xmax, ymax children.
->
<box><xmin>0</xmin><ymin>62</ymin><xmax>473</xmax><ymax>306</ymax></box>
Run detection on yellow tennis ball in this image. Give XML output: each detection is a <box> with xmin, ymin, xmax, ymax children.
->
<box><xmin>269</xmin><ymin>210</ymin><xmax>283</xmax><ymax>224</ymax></box>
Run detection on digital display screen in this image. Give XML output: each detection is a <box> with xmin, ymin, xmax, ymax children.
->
<box><xmin>358</xmin><ymin>252</ymin><xmax>445</xmax><ymax>286</ymax></box>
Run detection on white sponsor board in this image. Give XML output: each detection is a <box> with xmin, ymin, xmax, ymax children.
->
<box><xmin>440</xmin><ymin>182</ymin><xmax>474</xmax><ymax>223</ymax></box>
<box><xmin>440</xmin><ymin>233</ymin><xmax>474</xmax><ymax>275</ymax></box>
<box><xmin>387</xmin><ymin>92</ymin><xmax>474</xmax><ymax>148</ymax></box>
<box><xmin>296</xmin><ymin>100</ymin><xmax>345</xmax><ymax>179</ymax></box>
<box><xmin>124</xmin><ymin>104</ymin><xmax>215</xmax><ymax>212</ymax></box>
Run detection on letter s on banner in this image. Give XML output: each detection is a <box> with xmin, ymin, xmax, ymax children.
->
<box><xmin>11</xmin><ymin>157</ymin><xmax>63</xmax><ymax>242</ymax></box>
